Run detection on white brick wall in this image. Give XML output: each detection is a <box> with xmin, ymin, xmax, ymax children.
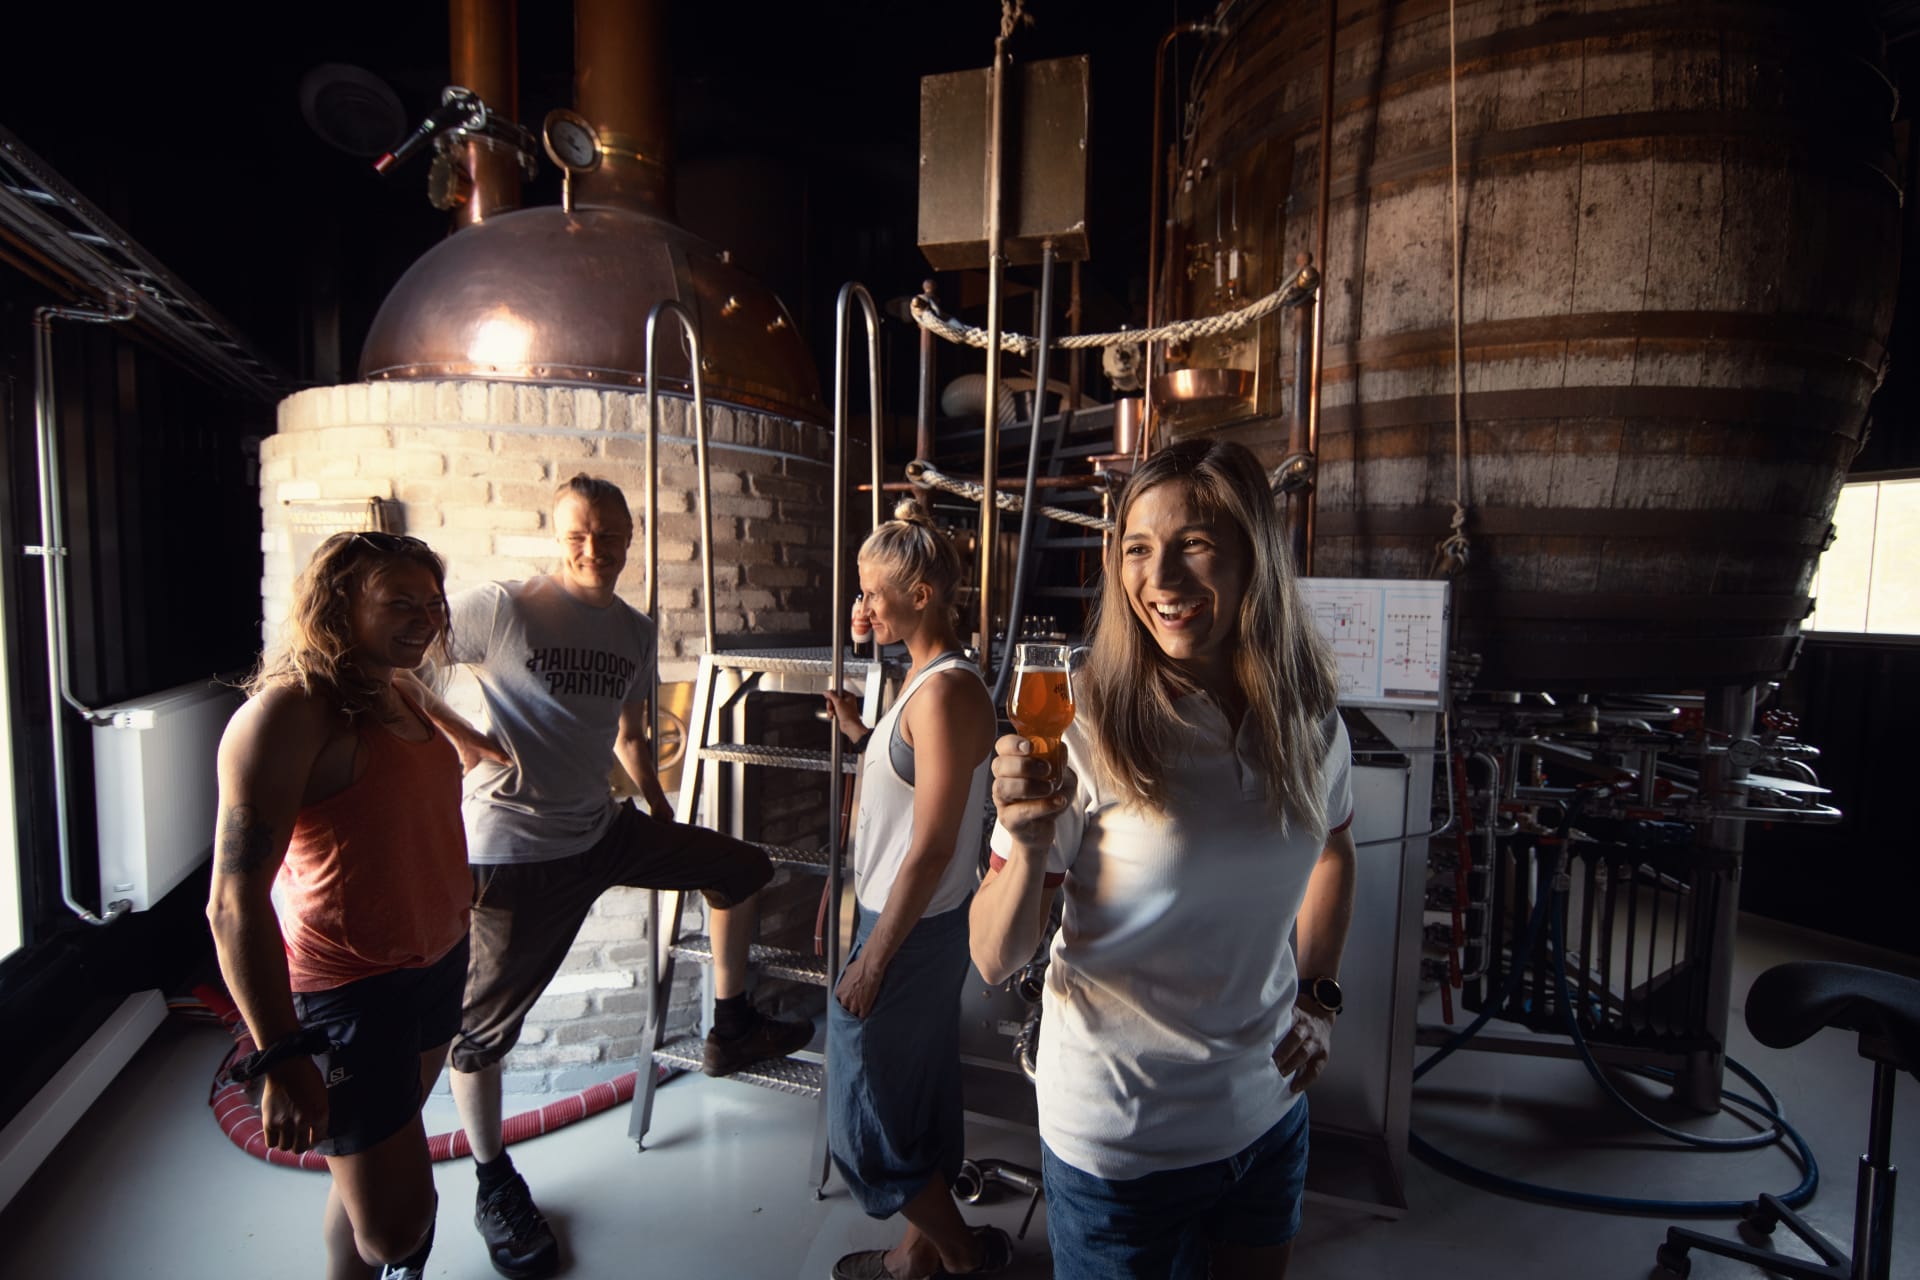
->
<box><xmin>263</xmin><ymin>380</ymin><xmax>834</xmax><ymax>683</ymax></box>
<box><xmin>268</xmin><ymin>379</ymin><xmax>836</xmax><ymax>1090</ymax></box>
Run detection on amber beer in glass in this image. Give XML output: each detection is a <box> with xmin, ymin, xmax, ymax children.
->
<box><xmin>1009</xmin><ymin>643</ymin><xmax>1075</xmax><ymax>788</ymax></box>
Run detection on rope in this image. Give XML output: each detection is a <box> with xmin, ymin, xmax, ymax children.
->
<box><xmin>907</xmin><ymin>460</ymin><xmax>1114</xmax><ymax>531</ymax></box>
<box><xmin>1432</xmin><ymin>503</ymin><xmax>1471</xmax><ymax>578</ymax></box>
<box><xmin>1434</xmin><ymin>0</ymin><xmax>1473</xmax><ymax>578</ymax></box>
<box><xmin>1000</xmin><ymin>0</ymin><xmax>1032</xmax><ymax>41</ymax></box>
<box><xmin>909</xmin><ymin>266</ymin><xmax>1318</xmax><ymax>358</ymax></box>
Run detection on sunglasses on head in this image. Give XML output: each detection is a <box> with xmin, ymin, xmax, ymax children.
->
<box><xmin>344</xmin><ymin>531</ymin><xmax>431</xmax><ymax>553</ymax></box>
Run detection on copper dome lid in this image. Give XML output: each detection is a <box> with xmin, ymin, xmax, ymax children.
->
<box><xmin>359</xmin><ymin>203</ymin><xmax>823</xmax><ymax>420</ymax></box>
<box><xmin>358</xmin><ymin>0</ymin><xmax>824</xmax><ymax>422</ymax></box>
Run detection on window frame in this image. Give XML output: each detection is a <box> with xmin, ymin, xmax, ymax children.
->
<box><xmin>1803</xmin><ymin>467</ymin><xmax>1920</xmax><ymax>641</ymax></box>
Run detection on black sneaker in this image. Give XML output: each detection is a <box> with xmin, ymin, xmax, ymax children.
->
<box><xmin>702</xmin><ymin>1007</ymin><xmax>814</xmax><ymax>1077</ymax></box>
<box><xmin>379</xmin><ymin>1267</ymin><xmax>425</xmax><ymax>1280</ymax></box>
<box><xmin>966</xmin><ymin>1225</ymin><xmax>1015</xmax><ymax>1273</ymax></box>
<box><xmin>474</xmin><ymin>1172</ymin><xmax>560</xmax><ymax>1279</ymax></box>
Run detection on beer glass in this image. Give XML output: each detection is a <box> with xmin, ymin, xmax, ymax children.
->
<box><xmin>1008</xmin><ymin>643</ymin><xmax>1076</xmax><ymax>790</ymax></box>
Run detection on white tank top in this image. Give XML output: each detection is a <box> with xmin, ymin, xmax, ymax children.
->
<box><xmin>851</xmin><ymin>654</ymin><xmax>991</xmax><ymax>917</ymax></box>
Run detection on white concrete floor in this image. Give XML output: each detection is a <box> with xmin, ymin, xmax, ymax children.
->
<box><xmin>4</xmin><ymin>914</ymin><xmax>1914</xmax><ymax>1279</ymax></box>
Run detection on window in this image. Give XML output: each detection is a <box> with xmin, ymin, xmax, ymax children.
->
<box><xmin>1805</xmin><ymin>473</ymin><xmax>1920</xmax><ymax>636</ymax></box>
<box><xmin>0</xmin><ymin>573</ymin><xmax>20</xmax><ymax>961</ymax></box>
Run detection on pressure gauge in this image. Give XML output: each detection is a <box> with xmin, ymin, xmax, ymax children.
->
<box><xmin>542</xmin><ymin>110</ymin><xmax>601</xmax><ymax>174</ymax></box>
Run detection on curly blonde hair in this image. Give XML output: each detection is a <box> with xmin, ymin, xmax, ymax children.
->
<box><xmin>248</xmin><ymin>532</ymin><xmax>451</xmax><ymax>718</ymax></box>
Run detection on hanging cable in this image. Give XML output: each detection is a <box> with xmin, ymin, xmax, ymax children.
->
<box><xmin>1432</xmin><ymin>0</ymin><xmax>1473</xmax><ymax>578</ymax></box>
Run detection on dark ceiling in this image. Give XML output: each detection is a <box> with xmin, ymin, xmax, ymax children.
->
<box><xmin>6</xmin><ymin>1</ymin><xmax>1920</xmax><ymax>471</ymax></box>
<box><xmin>0</xmin><ymin>1</ymin><xmax>1183</xmax><ymax>389</ymax></box>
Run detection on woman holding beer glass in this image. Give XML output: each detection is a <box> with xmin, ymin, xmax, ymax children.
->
<box><xmin>821</xmin><ymin>500</ymin><xmax>1013</xmax><ymax>1280</ymax></box>
<box><xmin>972</xmin><ymin>439</ymin><xmax>1357</xmax><ymax>1280</ymax></box>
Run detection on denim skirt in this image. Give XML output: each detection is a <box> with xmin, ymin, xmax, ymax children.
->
<box><xmin>827</xmin><ymin>901</ymin><xmax>973</xmax><ymax>1217</ymax></box>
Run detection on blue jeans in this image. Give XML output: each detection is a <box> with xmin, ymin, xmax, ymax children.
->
<box><xmin>1041</xmin><ymin>1096</ymin><xmax>1311</xmax><ymax>1280</ymax></box>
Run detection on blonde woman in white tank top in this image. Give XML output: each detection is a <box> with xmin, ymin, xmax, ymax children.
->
<box><xmin>820</xmin><ymin>501</ymin><xmax>1010</xmax><ymax>1280</ymax></box>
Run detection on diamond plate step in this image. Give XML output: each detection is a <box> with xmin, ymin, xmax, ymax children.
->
<box><xmin>707</xmin><ymin>647</ymin><xmax>845</xmax><ymax>676</ymax></box>
<box><xmin>699</xmin><ymin>743</ymin><xmax>858</xmax><ymax>774</ymax></box>
<box><xmin>669</xmin><ymin>935</ymin><xmax>830</xmax><ymax>986</ymax></box>
<box><xmin>755</xmin><ymin>841</ymin><xmax>830</xmax><ymax>873</ymax></box>
<box><xmin>651</xmin><ymin>1034</ymin><xmax>824</xmax><ymax>1099</ymax></box>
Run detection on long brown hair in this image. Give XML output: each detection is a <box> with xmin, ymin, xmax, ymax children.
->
<box><xmin>248</xmin><ymin>532</ymin><xmax>451</xmax><ymax>718</ymax></box>
<box><xmin>1082</xmin><ymin>439</ymin><xmax>1339</xmax><ymax>832</ymax></box>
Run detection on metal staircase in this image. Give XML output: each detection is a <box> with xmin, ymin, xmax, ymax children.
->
<box><xmin>624</xmin><ymin>288</ymin><xmax>892</xmax><ymax>1193</ymax></box>
<box><xmin>636</xmin><ymin>645</ymin><xmax>879</xmax><ymax>1109</ymax></box>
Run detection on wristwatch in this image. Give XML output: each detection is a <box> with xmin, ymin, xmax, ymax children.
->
<box><xmin>1303</xmin><ymin>975</ymin><xmax>1343</xmax><ymax>1017</ymax></box>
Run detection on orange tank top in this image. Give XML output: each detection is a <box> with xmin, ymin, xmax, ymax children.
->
<box><xmin>277</xmin><ymin>695</ymin><xmax>471</xmax><ymax>991</ymax></box>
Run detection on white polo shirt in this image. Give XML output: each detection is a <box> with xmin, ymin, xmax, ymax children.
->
<box><xmin>990</xmin><ymin>696</ymin><xmax>1352</xmax><ymax>1180</ymax></box>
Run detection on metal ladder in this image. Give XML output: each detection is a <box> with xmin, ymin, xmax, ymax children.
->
<box><xmin>627</xmin><ymin>287</ymin><xmax>889</xmax><ymax>1193</ymax></box>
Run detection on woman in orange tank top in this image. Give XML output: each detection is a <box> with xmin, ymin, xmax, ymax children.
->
<box><xmin>207</xmin><ymin>531</ymin><xmax>470</xmax><ymax>1280</ymax></box>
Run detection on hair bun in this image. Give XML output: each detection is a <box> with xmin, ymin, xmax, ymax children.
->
<box><xmin>892</xmin><ymin>498</ymin><xmax>933</xmax><ymax>526</ymax></box>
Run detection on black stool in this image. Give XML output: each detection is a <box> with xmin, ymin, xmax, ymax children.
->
<box><xmin>1655</xmin><ymin>961</ymin><xmax>1917</xmax><ymax>1280</ymax></box>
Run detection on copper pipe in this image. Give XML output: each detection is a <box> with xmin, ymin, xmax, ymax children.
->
<box><xmin>1304</xmin><ymin>0</ymin><xmax>1338</xmax><ymax>573</ymax></box>
<box><xmin>575</xmin><ymin>0</ymin><xmax>673</xmax><ymax>214</ymax></box>
<box><xmin>1067</xmin><ymin>259</ymin><xmax>1083</xmax><ymax>419</ymax></box>
<box><xmin>979</xmin><ymin>33</ymin><xmax>1011</xmax><ymax>670</ymax></box>
<box><xmin>1144</xmin><ymin>20</ymin><xmax>1208</xmax><ymax>453</ymax></box>
<box><xmin>450</xmin><ymin>0</ymin><xmax>521</xmax><ymax>227</ymax></box>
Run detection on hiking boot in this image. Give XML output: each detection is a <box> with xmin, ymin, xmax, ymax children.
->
<box><xmin>474</xmin><ymin>1172</ymin><xmax>560</xmax><ymax>1279</ymax></box>
<box><xmin>702</xmin><ymin>1007</ymin><xmax>814</xmax><ymax>1077</ymax></box>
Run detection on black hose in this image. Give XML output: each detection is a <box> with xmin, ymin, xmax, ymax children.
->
<box><xmin>991</xmin><ymin>243</ymin><xmax>1057</xmax><ymax>705</ymax></box>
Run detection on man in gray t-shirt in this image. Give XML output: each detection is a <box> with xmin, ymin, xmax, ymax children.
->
<box><xmin>413</xmin><ymin>475</ymin><xmax>812</xmax><ymax>1280</ymax></box>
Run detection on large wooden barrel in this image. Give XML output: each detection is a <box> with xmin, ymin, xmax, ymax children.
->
<box><xmin>1166</xmin><ymin>0</ymin><xmax>1900</xmax><ymax>689</ymax></box>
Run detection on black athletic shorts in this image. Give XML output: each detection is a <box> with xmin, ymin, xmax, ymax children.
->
<box><xmin>291</xmin><ymin>934</ymin><xmax>469</xmax><ymax>1157</ymax></box>
<box><xmin>451</xmin><ymin>804</ymin><xmax>772</xmax><ymax>1073</ymax></box>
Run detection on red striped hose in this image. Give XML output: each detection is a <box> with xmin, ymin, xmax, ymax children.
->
<box><xmin>193</xmin><ymin>985</ymin><xmax>647</xmax><ymax>1172</ymax></box>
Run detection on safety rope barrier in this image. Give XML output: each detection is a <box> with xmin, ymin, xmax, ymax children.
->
<box><xmin>908</xmin><ymin>265</ymin><xmax>1319</xmax><ymax>360</ymax></box>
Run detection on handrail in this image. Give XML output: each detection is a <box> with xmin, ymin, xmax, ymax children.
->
<box><xmin>643</xmin><ymin>300</ymin><xmax>716</xmax><ymax>675</ymax></box>
<box><xmin>634</xmin><ymin>300</ymin><xmax>712</xmax><ymax>1153</ymax></box>
<box><xmin>827</xmin><ymin>281</ymin><xmax>885</xmax><ymax>998</ymax></box>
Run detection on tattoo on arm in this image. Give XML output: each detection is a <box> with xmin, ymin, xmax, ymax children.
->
<box><xmin>216</xmin><ymin>804</ymin><xmax>276</xmax><ymax>875</ymax></box>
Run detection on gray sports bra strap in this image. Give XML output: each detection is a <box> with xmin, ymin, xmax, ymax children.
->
<box><xmin>887</xmin><ymin>651</ymin><xmax>972</xmax><ymax>785</ymax></box>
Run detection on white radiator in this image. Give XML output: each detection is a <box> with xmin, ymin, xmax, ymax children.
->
<box><xmin>90</xmin><ymin>680</ymin><xmax>243</xmax><ymax>912</ymax></box>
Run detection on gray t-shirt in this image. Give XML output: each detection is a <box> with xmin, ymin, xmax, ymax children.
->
<box><xmin>447</xmin><ymin>575</ymin><xmax>656</xmax><ymax>864</ymax></box>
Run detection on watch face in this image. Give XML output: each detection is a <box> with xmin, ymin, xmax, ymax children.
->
<box><xmin>543</xmin><ymin>111</ymin><xmax>600</xmax><ymax>173</ymax></box>
<box><xmin>1312</xmin><ymin>977</ymin><xmax>1343</xmax><ymax>1012</ymax></box>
